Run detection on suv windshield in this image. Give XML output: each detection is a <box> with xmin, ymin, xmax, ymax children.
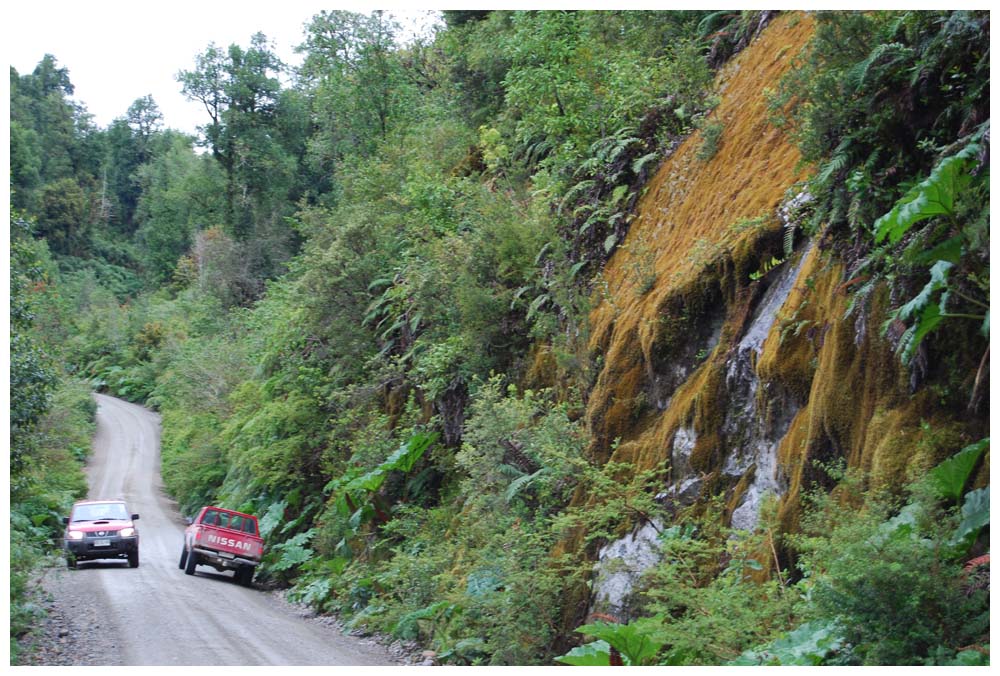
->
<box><xmin>72</xmin><ymin>503</ymin><xmax>129</xmax><ymax>521</ymax></box>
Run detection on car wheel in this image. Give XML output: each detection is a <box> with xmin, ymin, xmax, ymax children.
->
<box><xmin>235</xmin><ymin>566</ymin><xmax>253</xmax><ymax>587</ymax></box>
<box><xmin>128</xmin><ymin>550</ymin><xmax>139</xmax><ymax>568</ymax></box>
<box><xmin>184</xmin><ymin>546</ymin><xmax>198</xmax><ymax>575</ymax></box>
<box><xmin>178</xmin><ymin>546</ymin><xmax>188</xmax><ymax>569</ymax></box>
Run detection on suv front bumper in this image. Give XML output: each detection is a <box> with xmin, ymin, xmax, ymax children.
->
<box><xmin>65</xmin><ymin>535</ymin><xmax>138</xmax><ymax>561</ymax></box>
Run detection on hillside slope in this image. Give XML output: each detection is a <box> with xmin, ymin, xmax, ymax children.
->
<box><xmin>576</xmin><ymin>11</ymin><xmax>987</xmax><ymax>621</ymax></box>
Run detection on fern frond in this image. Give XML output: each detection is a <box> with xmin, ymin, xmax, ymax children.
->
<box><xmin>844</xmin><ymin>278</ymin><xmax>876</xmax><ymax>319</ymax></box>
<box><xmin>817</xmin><ymin>151</ymin><xmax>850</xmax><ymax>186</ymax></box>
<box><xmin>844</xmin><ymin>43</ymin><xmax>913</xmax><ymax>92</ymax></box>
<box><xmin>632</xmin><ymin>152</ymin><xmax>661</xmax><ymax>175</ymax></box>
<box><xmin>783</xmin><ymin>221</ymin><xmax>796</xmax><ymax>257</ymax></box>
<box><xmin>505</xmin><ymin>468</ymin><xmax>548</xmax><ymax>503</ymax></box>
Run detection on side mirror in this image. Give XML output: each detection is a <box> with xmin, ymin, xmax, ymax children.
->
<box><xmin>131</xmin><ymin>514</ymin><xmax>140</xmax><ymax>520</ymax></box>
<box><xmin>62</xmin><ymin>517</ymin><xmax>69</xmax><ymax>525</ymax></box>
<box><xmin>185</xmin><ymin>517</ymin><xmax>194</xmax><ymax>525</ymax></box>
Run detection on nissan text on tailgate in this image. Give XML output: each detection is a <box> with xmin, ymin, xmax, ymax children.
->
<box><xmin>181</xmin><ymin>506</ymin><xmax>264</xmax><ymax>586</ymax></box>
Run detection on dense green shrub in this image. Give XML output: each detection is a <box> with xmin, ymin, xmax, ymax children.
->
<box><xmin>9</xmin><ymin>378</ymin><xmax>93</xmax><ymax>663</ymax></box>
<box><xmin>791</xmin><ymin>466</ymin><xmax>989</xmax><ymax>665</ymax></box>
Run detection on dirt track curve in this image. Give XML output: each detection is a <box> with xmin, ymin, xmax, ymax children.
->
<box><xmin>37</xmin><ymin>393</ymin><xmax>400</xmax><ymax>666</ymax></box>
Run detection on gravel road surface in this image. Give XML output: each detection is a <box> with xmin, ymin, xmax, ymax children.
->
<box><xmin>22</xmin><ymin>393</ymin><xmax>406</xmax><ymax>666</ymax></box>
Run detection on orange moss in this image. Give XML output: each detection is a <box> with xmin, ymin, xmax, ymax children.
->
<box><xmin>524</xmin><ymin>343</ymin><xmax>558</xmax><ymax>390</ymax></box>
<box><xmin>586</xmin><ymin>12</ymin><xmax>815</xmax><ymax>474</ymax></box>
<box><xmin>578</xmin><ymin>10</ymin><xmax>983</xmax><ymax>550</ymax></box>
<box><xmin>761</xmin><ymin>245</ymin><xmax>981</xmax><ymax>535</ymax></box>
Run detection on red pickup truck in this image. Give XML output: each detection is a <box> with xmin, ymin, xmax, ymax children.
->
<box><xmin>180</xmin><ymin>506</ymin><xmax>264</xmax><ymax>586</ymax></box>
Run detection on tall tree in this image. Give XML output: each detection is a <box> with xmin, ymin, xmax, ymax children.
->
<box><xmin>178</xmin><ymin>33</ymin><xmax>288</xmax><ymax>240</ymax></box>
<box><xmin>134</xmin><ymin>134</ymin><xmax>226</xmax><ymax>284</ymax></box>
<box><xmin>103</xmin><ymin>96</ymin><xmax>165</xmax><ymax>232</ymax></box>
<box><xmin>297</xmin><ymin>10</ymin><xmax>411</xmax><ymax>160</ymax></box>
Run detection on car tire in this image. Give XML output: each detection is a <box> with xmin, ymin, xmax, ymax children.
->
<box><xmin>178</xmin><ymin>546</ymin><xmax>188</xmax><ymax>569</ymax></box>
<box><xmin>235</xmin><ymin>566</ymin><xmax>253</xmax><ymax>587</ymax></box>
<box><xmin>184</xmin><ymin>546</ymin><xmax>198</xmax><ymax>575</ymax></box>
<box><xmin>128</xmin><ymin>550</ymin><xmax>139</xmax><ymax>568</ymax></box>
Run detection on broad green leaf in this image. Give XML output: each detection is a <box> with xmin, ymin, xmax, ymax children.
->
<box><xmin>258</xmin><ymin>499</ymin><xmax>287</xmax><ymax>539</ymax></box>
<box><xmin>383</xmin><ymin>432</ymin><xmax>437</xmax><ymax>474</ymax></box>
<box><xmin>556</xmin><ymin>640</ymin><xmax>614</xmax><ymax>666</ymax></box>
<box><xmin>899</xmin><ymin>301</ymin><xmax>944</xmax><ymax>362</ymax></box>
<box><xmin>896</xmin><ymin>260</ymin><xmax>952</xmax><ymax>322</ymax></box>
<box><xmin>951</xmin><ymin>486</ymin><xmax>989</xmax><ymax>547</ymax></box>
<box><xmin>730</xmin><ymin>620</ymin><xmax>844</xmax><ymax>666</ymax></box>
<box><xmin>929</xmin><ymin>438</ymin><xmax>988</xmax><ymax>501</ymax></box>
<box><xmin>908</xmin><ymin>235</ymin><xmax>963</xmax><ymax>266</ymax></box>
<box><xmin>874</xmin><ymin>143</ymin><xmax>979</xmax><ymax>245</ymax></box>
<box><xmin>872</xmin><ymin>502</ymin><xmax>922</xmax><ymax>544</ymax></box>
<box><xmin>575</xmin><ymin>621</ymin><xmax>663</xmax><ymax>665</ymax></box>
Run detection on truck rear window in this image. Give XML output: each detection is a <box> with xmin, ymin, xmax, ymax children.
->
<box><xmin>204</xmin><ymin>509</ymin><xmax>256</xmax><ymax>534</ymax></box>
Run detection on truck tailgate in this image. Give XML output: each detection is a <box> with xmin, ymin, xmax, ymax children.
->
<box><xmin>196</xmin><ymin>525</ymin><xmax>263</xmax><ymax>560</ymax></box>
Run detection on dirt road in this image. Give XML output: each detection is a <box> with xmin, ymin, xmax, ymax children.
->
<box><xmin>36</xmin><ymin>393</ymin><xmax>400</xmax><ymax>666</ymax></box>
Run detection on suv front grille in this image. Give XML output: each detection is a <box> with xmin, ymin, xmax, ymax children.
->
<box><xmin>86</xmin><ymin>530</ymin><xmax>119</xmax><ymax>538</ymax></box>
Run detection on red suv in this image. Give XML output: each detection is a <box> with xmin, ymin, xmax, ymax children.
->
<box><xmin>63</xmin><ymin>499</ymin><xmax>140</xmax><ymax>568</ymax></box>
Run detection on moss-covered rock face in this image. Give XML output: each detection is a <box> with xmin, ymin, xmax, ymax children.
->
<box><xmin>585</xmin><ymin>13</ymin><xmax>816</xmax><ymax>517</ymax></box>
<box><xmin>581</xmin><ymin>9</ymin><xmax>984</xmax><ymax>558</ymax></box>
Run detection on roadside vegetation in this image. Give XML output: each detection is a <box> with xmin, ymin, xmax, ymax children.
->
<box><xmin>10</xmin><ymin>10</ymin><xmax>988</xmax><ymax>665</ymax></box>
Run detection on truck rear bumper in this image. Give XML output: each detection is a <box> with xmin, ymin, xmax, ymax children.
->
<box><xmin>192</xmin><ymin>546</ymin><xmax>258</xmax><ymax>569</ymax></box>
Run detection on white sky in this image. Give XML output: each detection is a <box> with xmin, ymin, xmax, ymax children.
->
<box><xmin>4</xmin><ymin>1</ymin><xmax>443</xmax><ymax>136</ymax></box>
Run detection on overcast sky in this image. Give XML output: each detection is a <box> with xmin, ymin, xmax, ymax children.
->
<box><xmin>5</xmin><ymin>1</ymin><xmax>443</xmax><ymax>136</ymax></box>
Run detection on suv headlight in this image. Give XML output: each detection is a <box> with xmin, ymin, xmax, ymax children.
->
<box><xmin>120</xmin><ymin>527</ymin><xmax>136</xmax><ymax>537</ymax></box>
<box><xmin>67</xmin><ymin>531</ymin><xmax>84</xmax><ymax>540</ymax></box>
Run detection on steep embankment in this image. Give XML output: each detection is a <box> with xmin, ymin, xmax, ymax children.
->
<box><xmin>587</xmin><ymin>12</ymin><xmax>813</xmax><ymax>508</ymax></box>
<box><xmin>578</xmin><ymin>12</ymin><xmax>985</xmax><ymax>618</ymax></box>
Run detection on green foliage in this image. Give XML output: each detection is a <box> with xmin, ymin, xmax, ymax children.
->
<box><xmin>630</xmin><ymin>499</ymin><xmax>797</xmax><ymax>665</ymax></box>
<box><xmin>695</xmin><ymin>118</ymin><xmax>724</xmax><ymax>161</ymax></box>
<box><xmin>267</xmin><ymin>529</ymin><xmax>317</xmax><ymax>572</ymax></box>
<box><xmin>950</xmin><ymin>487</ymin><xmax>989</xmax><ymax>549</ymax></box>
<box><xmin>556</xmin><ymin>640</ymin><xmax>616</xmax><ymax>666</ymax></box>
<box><xmin>749</xmin><ymin>255</ymin><xmax>787</xmax><ymax>281</ymax></box>
<box><xmin>564</xmin><ymin>621</ymin><xmax>665</xmax><ymax>665</ymax></box>
<box><xmin>457</xmin><ymin>377</ymin><xmax>588</xmax><ymax>517</ymax></box>
<box><xmin>770</xmin><ymin>10</ymin><xmax>989</xmax><ymax>383</ymax></box>
<box><xmin>730</xmin><ymin>620</ymin><xmax>844</xmax><ymax>666</ymax></box>
<box><xmin>12</xmin><ymin>10</ymin><xmax>990</xmax><ymax>668</ymax></box>
<box><xmin>873</xmin><ymin>142</ymin><xmax>981</xmax><ymax>245</ymax></box>
<box><xmin>324</xmin><ymin>431</ymin><xmax>439</xmax><ymax>549</ymax></box>
<box><xmin>928</xmin><ymin>437</ymin><xmax>988</xmax><ymax>502</ymax></box>
<box><xmin>9</xmin><ymin>377</ymin><xmax>93</xmax><ymax>662</ymax></box>
<box><xmin>873</xmin><ymin>139</ymin><xmax>989</xmax><ymax>363</ymax></box>
<box><xmin>793</xmin><ymin>470</ymin><xmax>989</xmax><ymax>665</ymax></box>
